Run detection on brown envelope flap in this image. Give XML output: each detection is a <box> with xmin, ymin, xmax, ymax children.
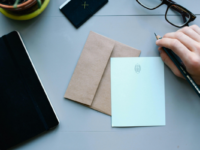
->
<box><xmin>112</xmin><ymin>41</ymin><xmax>141</xmax><ymax>57</ymax></box>
<box><xmin>64</xmin><ymin>31</ymin><xmax>115</xmax><ymax>105</ymax></box>
<box><xmin>90</xmin><ymin>41</ymin><xmax>141</xmax><ymax>115</ymax></box>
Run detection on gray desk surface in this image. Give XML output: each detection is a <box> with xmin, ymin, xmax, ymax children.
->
<box><xmin>1</xmin><ymin>0</ymin><xmax>200</xmax><ymax>150</ymax></box>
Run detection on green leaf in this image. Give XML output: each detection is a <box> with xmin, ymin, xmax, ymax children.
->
<box><xmin>37</xmin><ymin>0</ymin><xmax>42</xmax><ymax>8</ymax></box>
<box><xmin>14</xmin><ymin>0</ymin><xmax>20</xmax><ymax>8</ymax></box>
<box><xmin>13</xmin><ymin>0</ymin><xmax>42</xmax><ymax>9</ymax></box>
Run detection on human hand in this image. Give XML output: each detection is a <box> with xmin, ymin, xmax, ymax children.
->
<box><xmin>156</xmin><ymin>25</ymin><xmax>200</xmax><ymax>85</ymax></box>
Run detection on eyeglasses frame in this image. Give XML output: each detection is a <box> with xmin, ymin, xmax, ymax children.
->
<box><xmin>136</xmin><ymin>0</ymin><xmax>196</xmax><ymax>28</ymax></box>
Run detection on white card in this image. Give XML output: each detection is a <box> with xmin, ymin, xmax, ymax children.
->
<box><xmin>111</xmin><ymin>57</ymin><xmax>165</xmax><ymax>127</ymax></box>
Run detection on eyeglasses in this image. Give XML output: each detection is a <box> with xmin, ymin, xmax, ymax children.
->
<box><xmin>136</xmin><ymin>0</ymin><xmax>196</xmax><ymax>28</ymax></box>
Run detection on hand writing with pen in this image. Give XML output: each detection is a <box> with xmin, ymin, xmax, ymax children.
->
<box><xmin>156</xmin><ymin>25</ymin><xmax>200</xmax><ymax>85</ymax></box>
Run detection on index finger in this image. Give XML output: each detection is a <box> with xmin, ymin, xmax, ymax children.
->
<box><xmin>156</xmin><ymin>38</ymin><xmax>192</xmax><ymax>65</ymax></box>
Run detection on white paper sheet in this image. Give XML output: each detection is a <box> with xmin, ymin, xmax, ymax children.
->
<box><xmin>111</xmin><ymin>57</ymin><xmax>165</xmax><ymax>127</ymax></box>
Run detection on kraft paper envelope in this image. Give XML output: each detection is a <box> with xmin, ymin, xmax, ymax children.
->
<box><xmin>64</xmin><ymin>31</ymin><xmax>141</xmax><ymax>115</ymax></box>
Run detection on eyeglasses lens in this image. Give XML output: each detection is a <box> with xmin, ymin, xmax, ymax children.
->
<box><xmin>138</xmin><ymin>0</ymin><xmax>163</xmax><ymax>9</ymax></box>
<box><xmin>166</xmin><ymin>5</ymin><xmax>191</xmax><ymax>27</ymax></box>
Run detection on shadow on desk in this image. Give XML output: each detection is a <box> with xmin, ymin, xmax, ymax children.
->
<box><xmin>10</xmin><ymin>126</ymin><xmax>59</xmax><ymax>150</ymax></box>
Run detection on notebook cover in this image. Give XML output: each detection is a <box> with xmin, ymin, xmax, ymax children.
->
<box><xmin>64</xmin><ymin>31</ymin><xmax>115</xmax><ymax>105</ymax></box>
<box><xmin>60</xmin><ymin>0</ymin><xmax>108</xmax><ymax>28</ymax></box>
<box><xmin>0</xmin><ymin>31</ymin><xmax>59</xmax><ymax>150</ymax></box>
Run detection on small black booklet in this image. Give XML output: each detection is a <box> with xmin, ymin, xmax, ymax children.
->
<box><xmin>60</xmin><ymin>0</ymin><xmax>108</xmax><ymax>28</ymax></box>
<box><xmin>0</xmin><ymin>31</ymin><xmax>59</xmax><ymax>150</ymax></box>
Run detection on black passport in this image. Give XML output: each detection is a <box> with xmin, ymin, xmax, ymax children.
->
<box><xmin>0</xmin><ymin>31</ymin><xmax>59</xmax><ymax>150</ymax></box>
<box><xmin>60</xmin><ymin>0</ymin><xmax>108</xmax><ymax>28</ymax></box>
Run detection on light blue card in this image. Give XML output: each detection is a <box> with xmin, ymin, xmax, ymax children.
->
<box><xmin>111</xmin><ymin>57</ymin><xmax>165</xmax><ymax>127</ymax></box>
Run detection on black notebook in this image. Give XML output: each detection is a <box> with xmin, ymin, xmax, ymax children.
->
<box><xmin>0</xmin><ymin>31</ymin><xmax>59</xmax><ymax>150</ymax></box>
<box><xmin>60</xmin><ymin>0</ymin><xmax>108</xmax><ymax>28</ymax></box>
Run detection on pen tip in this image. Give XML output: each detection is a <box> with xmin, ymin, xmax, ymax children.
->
<box><xmin>154</xmin><ymin>33</ymin><xmax>159</xmax><ymax>40</ymax></box>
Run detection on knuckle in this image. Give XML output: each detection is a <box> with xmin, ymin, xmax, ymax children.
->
<box><xmin>174</xmin><ymin>32</ymin><xmax>184</xmax><ymax>39</ymax></box>
<box><xmin>196</xmin><ymin>44</ymin><xmax>200</xmax><ymax>51</ymax></box>
<box><xmin>163</xmin><ymin>33</ymin><xmax>171</xmax><ymax>38</ymax></box>
<box><xmin>170</xmin><ymin>39</ymin><xmax>180</xmax><ymax>49</ymax></box>
<box><xmin>191</xmin><ymin>25</ymin><xmax>199</xmax><ymax>30</ymax></box>
<box><xmin>181</xmin><ymin>26</ymin><xmax>190</xmax><ymax>33</ymax></box>
<box><xmin>188</xmin><ymin>55</ymin><xmax>200</xmax><ymax>69</ymax></box>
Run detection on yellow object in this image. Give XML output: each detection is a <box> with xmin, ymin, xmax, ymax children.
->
<box><xmin>0</xmin><ymin>0</ymin><xmax>50</xmax><ymax>20</ymax></box>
